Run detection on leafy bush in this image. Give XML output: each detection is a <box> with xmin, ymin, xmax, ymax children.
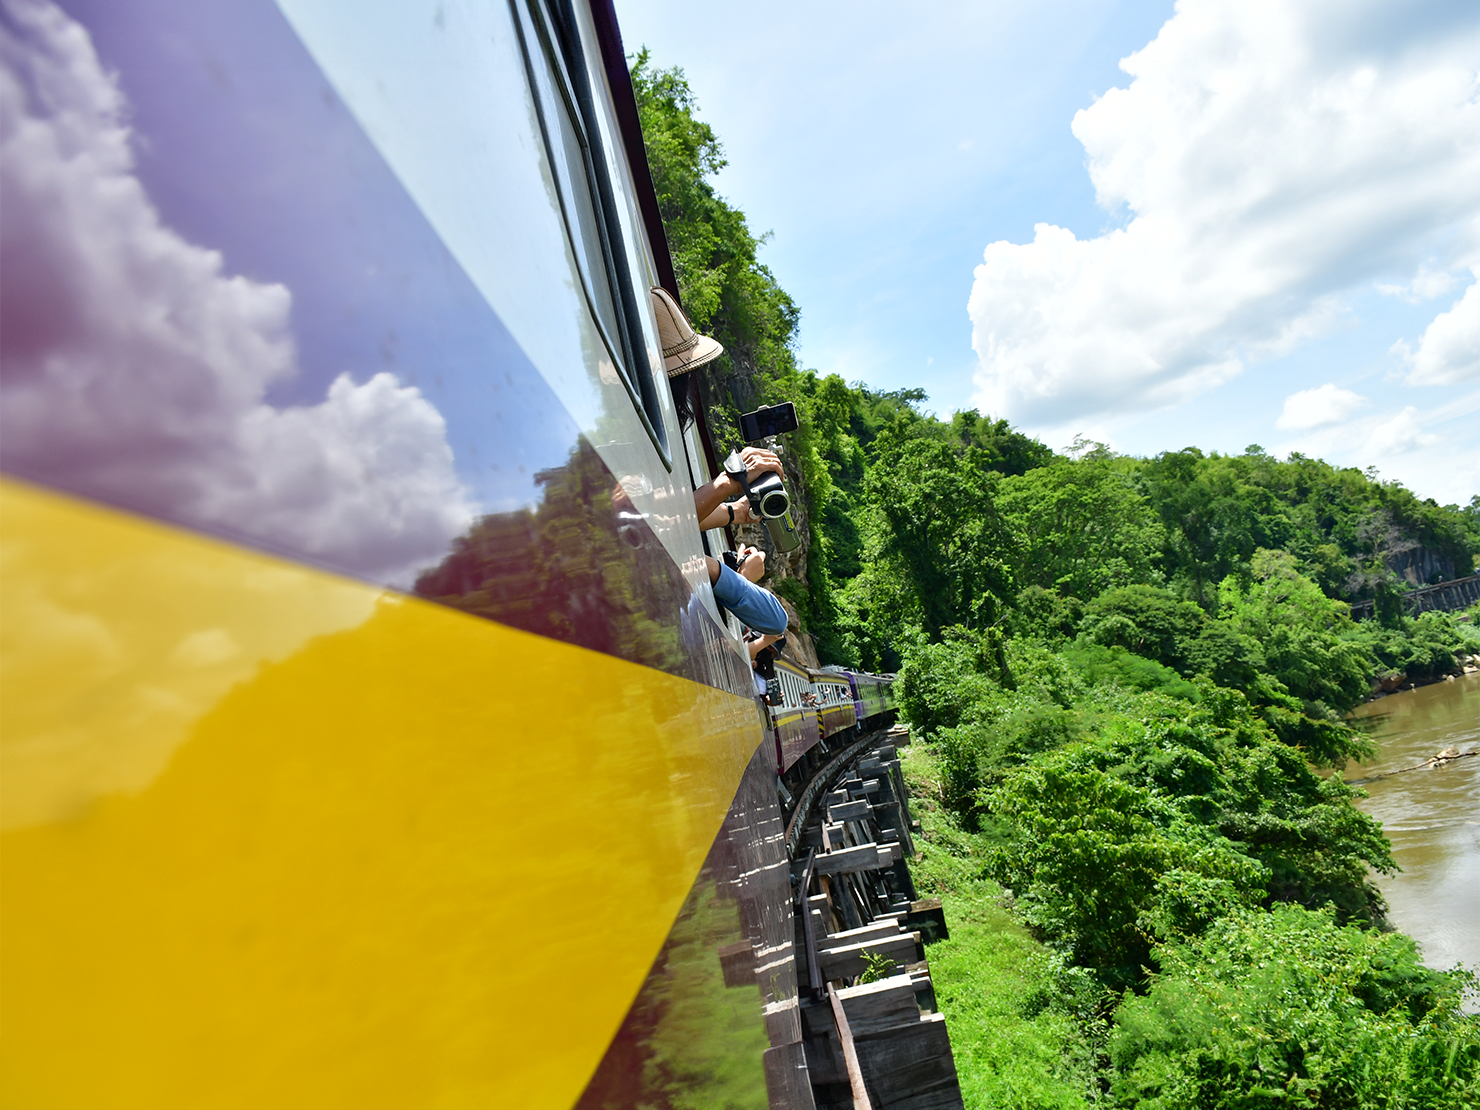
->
<box><xmin>895</xmin><ymin>629</ymin><xmax>1005</xmax><ymax>737</ymax></box>
<box><xmin>858</xmin><ymin>950</ymin><xmax>898</xmax><ymax>985</ymax></box>
<box><xmin>1217</xmin><ymin>550</ymin><xmax>1373</xmax><ymax>712</ymax></box>
<box><xmin>1110</xmin><ymin>906</ymin><xmax>1480</xmax><ymax>1109</ymax></box>
<box><xmin>980</xmin><ymin>690</ymin><xmax>1394</xmax><ymax>986</ymax></box>
<box><xmin>1350</xmin><ymin>610</ymin><xmax>1469</xmax><ymax>682</ymax></box>
<box><xmin>1061</xmin><ymin>641</ymin><xmax>1202</xmax><ymax>701</ymax></box>
<box><xmin>986</xmin><ymin>757</ymin><xmax>1267</xmax><ymax>989</ymax></box>
<box><xmin>1006</xmin><ymin>585</ymin><xmax>1085</xmax><ymax>645</ymax></box>
<box><xmin>1079</xmin><ymin>585</ymin><xmax>1209</xmax><ymax>669</ymax></box>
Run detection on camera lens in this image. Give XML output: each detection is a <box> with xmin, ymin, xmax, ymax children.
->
<box><xmin>759</xmin><ymin>487</ymin><xmax>789</xmax><ymax>518</ymax></box>
<box><xmin>750</xmin><ymin>472</ymin><xmax>789</xmax><ymax>519</ymax></box>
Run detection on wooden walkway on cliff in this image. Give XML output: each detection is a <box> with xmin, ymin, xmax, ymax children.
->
<box><xmin>1348</xmin><ymin>573</ymin><xmax>1480</xmax><ymax>621</ymax></box>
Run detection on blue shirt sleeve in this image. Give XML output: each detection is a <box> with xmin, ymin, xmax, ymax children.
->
<box><xmin>712</xmin><ymin>564</ymin><xmax>788</xmax><ymax>636</ymax></box>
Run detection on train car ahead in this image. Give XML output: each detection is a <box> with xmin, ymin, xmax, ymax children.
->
<box><xmin>844</xmin><ymin>669</ymin><xmax>893</xmax><ymax>723</ymax></box>
<box><xmin>767</xmin><ymin>657</ymin><xmax>821</xmax><ymax>774</ymax></box>
<box><xmin>810</xmin><ymin>669</ymin><xmax>858</xmax><ymax>740</ymax></box>
<box><xmin>0</xmin><ymin>0</ymin><xmax>812</xmax><ymax>1105</ymax></box>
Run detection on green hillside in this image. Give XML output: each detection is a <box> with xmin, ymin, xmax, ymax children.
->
<box><xmin>634</xmin><ymin>55</ymin><xmax>1480</xmax><ymax>1108</ymax></box>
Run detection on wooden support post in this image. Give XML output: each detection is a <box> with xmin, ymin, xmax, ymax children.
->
<box><xmin>796</xmin><ymin>848</ymin><xmax>823</xmax><ymax>998</ymax></box>
<box><xmin>828</xmin><ymin>984</ymin><xmax>874</xmax><ymax>1110</ymax></box>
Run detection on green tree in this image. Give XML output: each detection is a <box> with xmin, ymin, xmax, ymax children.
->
<box><xmin>997</xmin><ymin>446</ymin><xmax>1163</xmax><ymax>603</ymax></box>
<box><xmin>948</xmin><ymin>408</ymin><xmax>1054</xmax><ymax>477</ymax></box>
<box><xmin>1217</xmin><ymin>550</ymin><xmax>1371</xmax><ymax>713</ymax></box>
<box><xmin>1142</xmin><ymin>448</ymin><xmax>1283</xmax><ymax>607</ymax></box>
<box><xmin>867</xmin><ymin>438</ymin><xmax>1012</xmax><ymax>638</ymax></box>
<box><xmin>1079</xmin><ymin>585</ymin><xmax>1211</xmax><ymax>671</ymax></box>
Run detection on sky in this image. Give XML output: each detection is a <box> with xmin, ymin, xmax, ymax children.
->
<box><xmin>612</xmin><ymin>0</ymin><xmax>1480</xmax><ymax>506</ymax></box>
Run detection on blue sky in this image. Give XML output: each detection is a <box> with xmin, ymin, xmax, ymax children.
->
<box><xmin>614</xmin><ymin>0</ymin><xmax>1480</xmax><ymax>505</ymax></box>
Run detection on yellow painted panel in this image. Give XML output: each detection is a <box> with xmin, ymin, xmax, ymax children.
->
<box><xmin>0</xmin><ymin>478</ymin><xmax>762</xmax><ymax>1109</ymax></box>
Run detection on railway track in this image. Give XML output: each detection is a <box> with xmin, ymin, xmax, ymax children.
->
<box><xmin>784</xmin><ymin>725</ymin><xmax>964</xmax><ymax>1110</ymax></box>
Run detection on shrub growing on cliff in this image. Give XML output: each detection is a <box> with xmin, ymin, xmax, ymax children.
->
<box><xmin>981</xmin><ymin>687</ymin><xmax>1395</xmax><ymax>987</ymax></box>
<box><xmin>1110</xmin><ymin>905</ymin><xmax>1480</xmax><ymax>1109</ymax></box>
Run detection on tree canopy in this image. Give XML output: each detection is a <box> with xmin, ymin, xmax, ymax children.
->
<box><xmin>632</xmin><ymin>54</ymin><xmax>1480</xmax><ymax>1108</ymax></box>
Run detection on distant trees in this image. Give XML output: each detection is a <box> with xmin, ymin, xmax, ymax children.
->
<box><xmin>634</xmin><ymin>52</ymin><xmax>1480</xmax><ymax>1107</ymax></box>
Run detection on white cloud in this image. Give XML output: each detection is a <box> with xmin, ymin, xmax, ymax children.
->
<box><xmin>969</xmin><ymin>0</ymin><xmax>1480</xmax><ymax>427</ymax></box>
<box><xmin>1275</xmin><ymin>382</ymin><xmax>1369</xmax><ymax>430</ymax></box>
<box><xmin>1394</xmin><ymin>273</ymin><xmax>1480</xmax><ymax>386</ymax></box>
<box><xmin>1377</xmin><ymin>264</ymin><xmax>1457</xmax><ymax>302</ymax></box>
<box><xmin>1271</xmin><ymin>392</ymin><xmax>1478</xmax><ymax>502</ymax></box>
<box><xmin>1366</xmin><ymin>406</ymin><xmax>1439</xmax><ymax>455</ymax></box>
<box><xmin>0</xmin><ymin>0</ymin><xmax>473</xmax><ymax>586</ymax></box>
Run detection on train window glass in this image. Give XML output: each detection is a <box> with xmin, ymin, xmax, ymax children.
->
<box><xmin>562</xmin><ymin>0</ymin><xmax>672</xmax><ymax>399</ymax></box>
<box><xmin>512</xmin><ymin>2</ymin><xmax>626</xmax><ymax>369</ymax></box>
<box><xmin>512</xmin><ymin>0</ymin><xmax>672</xmax><ymax>465</ymax></box>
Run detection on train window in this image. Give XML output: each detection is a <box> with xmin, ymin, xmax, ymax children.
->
<box><xmin>512</xmin><ymin>0</ymin><xmax>672</xmax><ymax>464</ymax></box>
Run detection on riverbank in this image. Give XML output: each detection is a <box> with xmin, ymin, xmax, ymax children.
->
<box><xmin>1351</xmin><ymin>672</ymin><xmax>1480</xmax><ymax>984</ymax></box>
<box><xmin>894</xmin><ymin>636</ymin><xmax>1480</xmax><ymax>1107</ymax></box>
<box><xmin>1365</xmin><ymin>650</ymin><xmax>1480</xmax><ymax>701</ymax></box>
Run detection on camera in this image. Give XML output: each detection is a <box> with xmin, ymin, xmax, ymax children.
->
<box><xmin>730</xmin><ymin>469</ymin><xmax>799</xmax><ymax>554</ymax></box>
<box><xmin>763</xmin><ymin>509</ymin><xmax>800</xmax><ymax>553</ymax></box>
<box><xmin>739</xmin><ymin>402</ymin><xmax>799</xmax><ymax>442</ymax></box>
<box><xmin>722</xmin><ymin>548</ymin><xmax>751</xmax><ymax>573</ymax></box>
<box><xmin>746</xmin><ymin>473</ymin><xmax>800</xmax><ymax>552</ymax></box>
<box><xmin>748</xmin><ymin>472</ymin><xmax>790</xmax><ymax>519</ymax></box>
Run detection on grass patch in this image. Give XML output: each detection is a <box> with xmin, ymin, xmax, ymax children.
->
<box><xmin>901</xmin><ymin>742</ymin><xmax>1098</xmax><ymax>1109</ymax></box>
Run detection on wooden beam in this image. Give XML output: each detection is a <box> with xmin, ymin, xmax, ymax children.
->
<box><xmin>828</xmin><ymin>984</ymin><xmax>874</xmax><ymax>1110</ymax></box>
<box><xmin>835</xmin><ymin>973</ymin><xmax>921</xmax><ymax>1036</ymax></box>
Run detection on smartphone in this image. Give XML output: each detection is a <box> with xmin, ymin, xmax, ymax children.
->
<box><xmin>738</xmin><ymin>402</ymin><xmax>799</xmax><ymax>441</ymax></box>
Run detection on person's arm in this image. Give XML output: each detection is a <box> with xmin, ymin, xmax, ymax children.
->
<box><xmin>707</xmin><ymin>557</ymin><xmax>788</xmax><ymax>636</ymax></box>
<box><xmin>747</xmin><ymin>632</ymin><xmax>782</xmax><ymax>660</ymax></box>
<box><xmin>697</xmin><ymin>498</ymin><xmax>757</xmax><ymax>531</ymax></box>
<box><xmin>693</xmin><ymin>446</ymin><xmax>783</xmax><ymax>523</ymax></box>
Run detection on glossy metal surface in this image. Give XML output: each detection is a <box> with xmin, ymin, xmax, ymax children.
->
<box><xmin>0</xmin><ymin>0</ymin><xmax>734</xmax><ymax>650</ymax></box>
<box><xmin>0</xmin><ymin>1</ymin><xmax>794</xmax><ymax>1104</ymax></box>
<box><xmin>575</xmin><ymin>743</ymin><xmax>806</xmax><ymax>1108</ymax></box>
<box><xmin>0</xmin><ymin>479</ymin><xmax>762</xmax><ymax>1107</ymax></box>
<box><xmin>774</xmin><ymin>704</ymin><xmax>822</xmax><ymax>775</ymax></box>
<box><xmin>811</xmin><ymin>677</ymin><xmax>857</xmax><ymax>740</ymax></box>
<box><xmin>846</xmin><ymin>672</ymin><xmax>892</xmax><ymax>720</ymax></box>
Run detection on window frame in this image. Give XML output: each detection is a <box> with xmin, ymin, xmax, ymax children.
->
<box><xmin>510</xmin><ymin>0</ymin><xmax>672</xmax><ymax>468</ymax></box>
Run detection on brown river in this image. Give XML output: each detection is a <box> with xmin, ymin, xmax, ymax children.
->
<box><xmin>1349</xmin><ymin>671</ymin><xmax>1480</xmax><ymax>976</ymax></box>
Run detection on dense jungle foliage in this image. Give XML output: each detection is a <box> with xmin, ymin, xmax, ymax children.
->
<box><xmin>634</xmin><ymin>56</ymin><xmax>1480</xmax><ymax>1108</ymax></box>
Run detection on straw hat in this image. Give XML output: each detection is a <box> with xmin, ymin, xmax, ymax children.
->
<box><xmin>651</xmin><ymin>287</ymin><xmax>723</xmax><ymax>377</ymax></box>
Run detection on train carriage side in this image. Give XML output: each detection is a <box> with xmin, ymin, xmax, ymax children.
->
<box><xmin>880</xmin><ymin>673</ymin><xmax>899</xmax><ymax>714</ymax></box>
<box><xmin>769</xmin><ymin>658</ymin><xmax>821</xmax><ymax>774</ymax></box>
<box><xmin>809</xmin><ymin>670</ymin><xmax>857</xmax><ymax>740</ymax></box>
<box><xmin>0</xmin><ymin>1</ymin><xmax>810</xmax><ymax>1106</ymax></box>
<box><xmin>844</xmin><ymin>670</ymin><xmax>888</xmax><ymax>723</ymax></box>
<box><xmin>845</xmin><ymin>670</ymin><xmax>867</xmax><ymax>720</ymax></box>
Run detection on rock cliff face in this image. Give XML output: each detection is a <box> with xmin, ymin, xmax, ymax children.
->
<box><xmin>1385</xmin><ymin>541</ymin><xmax>1454</xmax><ymax>586</ymax></box>
<box><xmin>696</xmin><ymin>363</ymin><xmax>815</xmax><ymax>613</ymax></box>
<box><xmin>1354</xmin><ymin>507</ymin><xmax>1462</xmax><ymax>588</ymax></box>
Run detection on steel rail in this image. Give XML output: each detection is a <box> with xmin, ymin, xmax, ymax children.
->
<box><xmin>783</xmin><ymin>727</ymin><xmax>889</xmax><ymax>857</ymax></box>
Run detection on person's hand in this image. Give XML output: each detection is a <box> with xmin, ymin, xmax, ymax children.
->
<box><xmin>746</xmin><ymin>631</ymin><xmax>781</xmax><ymax>659</ymax></box>
<box><xmin>725</xmin><ymin>446</ymin><xmax>782</xmax><ymax>495</ymax></box>
<box><xmin>735</xmin><ymin>545</ymin><xmax>766</xmax><ymax>583</ymax></box>
<box><xmin>698</xmin><ymin>497</ymin><xmax>757</xmax><ymax>531</ymax></box>
<box><xmin>741</xmin><ymin>446</ymin><xmax>782</xmax><ymax>480</ymax></box>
